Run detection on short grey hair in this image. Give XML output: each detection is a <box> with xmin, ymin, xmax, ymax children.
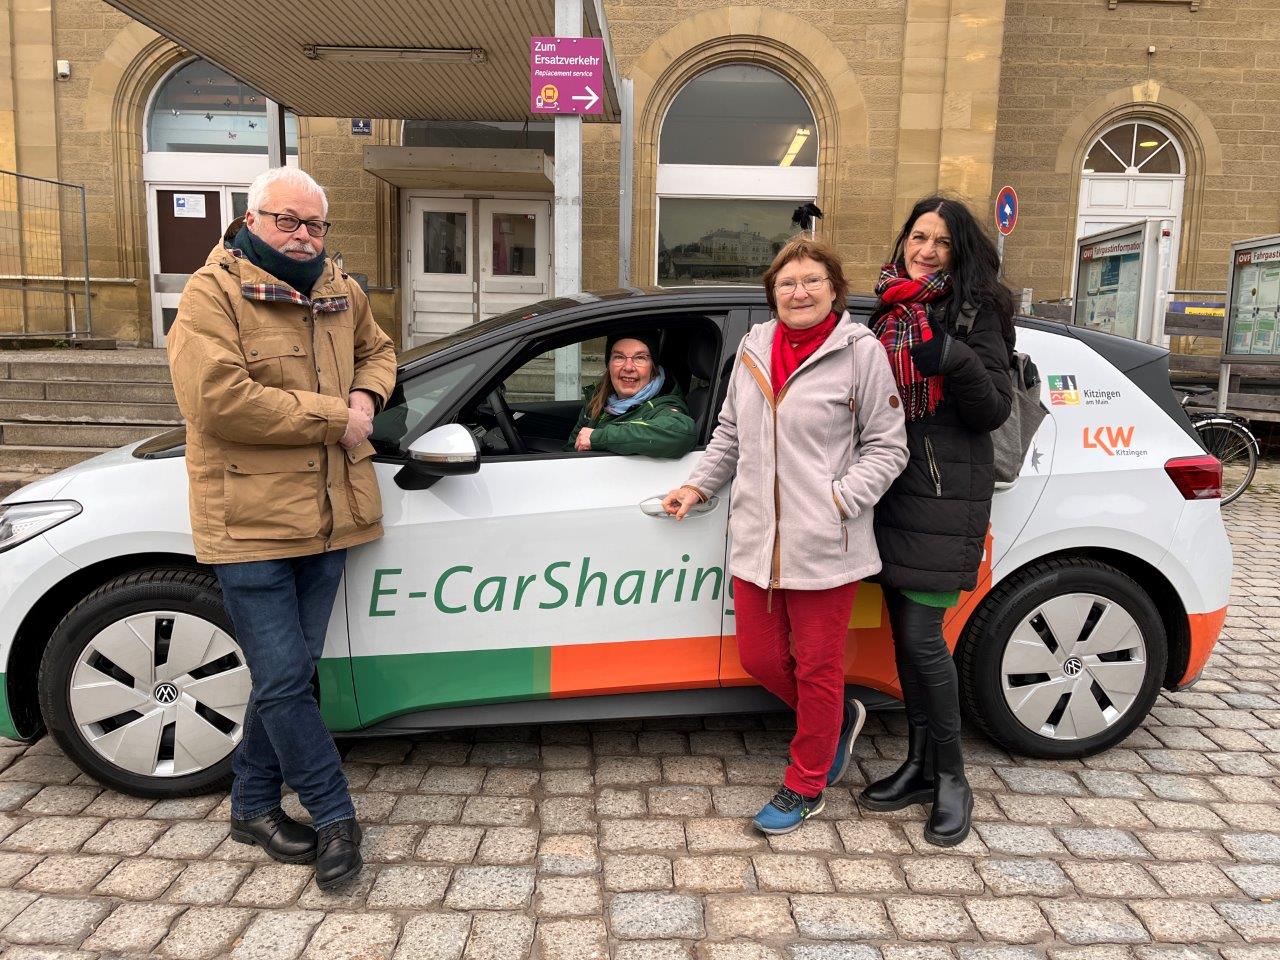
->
<box><xmin>246</xmin><ymin>167</ymin><xmax>328</xmax><ymax>217</ymax></box>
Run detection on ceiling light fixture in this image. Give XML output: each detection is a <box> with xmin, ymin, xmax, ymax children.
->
<box><xmin>779</xmin><ymin>127</ymin><xmax>811</xmax><ymax>168</ymax></box>
<box><xmin>302</xmin><ymin>45</ymin><xmax>487</xmax><ymax>64</ymax></box>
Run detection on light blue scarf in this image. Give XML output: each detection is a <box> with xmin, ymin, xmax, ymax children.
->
<box><xmin>606</xmin><ymin>366</ymin><xmax>666</xmax><ymax>416</ymax></box>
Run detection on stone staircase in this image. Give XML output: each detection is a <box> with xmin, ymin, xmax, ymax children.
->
<box><xmin>0</xmin><ymin>350</ymin><xmax>178</xmax><ymax>499</ymax></box>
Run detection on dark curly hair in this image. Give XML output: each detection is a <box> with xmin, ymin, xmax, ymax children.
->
<box><xmin>885</xmin><ymin>195</ymin><xmax>1015</xmax><ymax>339</ymax></box>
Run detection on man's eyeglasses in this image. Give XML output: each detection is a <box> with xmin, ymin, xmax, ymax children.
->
<box><xmin>257</xmin><ymin>210</ymin><xmax>332</xmax><ymax>238</ymax></box>
<box><xmin>774</xmin><ymin>275</ymin><xmax>829</xmax><ymax>296</ymax></box>
<box><xmin>609</xmin><ymin>352</ymin><xmax>653</xmax><ymax>367</ymax></box>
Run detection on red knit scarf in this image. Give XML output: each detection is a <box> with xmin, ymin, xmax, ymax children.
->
<box><xmin>871</xmin><ymin>264</ymin><xmax>952</xmax><ymax>420</ymax></box>
<box><xmin>771</xmin><ymin>311</ymin><xmax>838</xmax><ymax>392</ymax></box>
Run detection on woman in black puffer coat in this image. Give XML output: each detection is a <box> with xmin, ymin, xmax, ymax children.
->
<box><xmin>860</xmin><ymin>196</ymin><xmax>1015</xmax><ymax>847</ymax></box>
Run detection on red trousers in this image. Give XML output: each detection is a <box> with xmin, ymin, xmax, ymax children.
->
<box><xmin>732</xmin><ymin>577</ymin><xmax>858</xmax><ymax>797</ymax></box>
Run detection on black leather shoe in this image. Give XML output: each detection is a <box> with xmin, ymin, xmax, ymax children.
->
<box><xmin>315</xmin><ymin>818</ymin><xmax>363</xmax><ymax>890</ymax></box>
<box><xmin>859</xmin><ymin>722</ymin><xmax>933</xmax><ymax>811</ymax></box>
<box><xmin>924</xmin><ymin>735</ymin><xmax>972</xmax><ymax>847</ymax></box>
<box><xmin>230</xmin><ymin>808</ymin><xmax>317</xmax><ymax>864</ymax></box>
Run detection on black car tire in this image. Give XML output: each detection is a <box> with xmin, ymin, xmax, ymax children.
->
<box><xmin>957</xmin><ymin>557</ymin><xmax>1167</xmax><ymax>759</ymax></box>
<box><xmin>38</xmin><ymin>568</ymin><xmax>242</xmax><ymax>798</ymax></box>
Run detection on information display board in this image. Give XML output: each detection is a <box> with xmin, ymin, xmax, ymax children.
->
<box><xmin>1072</xmin><ymin>220</ymin><xmax>1162</xmax><ymax>342</ymax></box>
<box><xmin>1223</xmin><ymin>234</ymin><xmax>1280</xmax><ymax>363</ymax></box>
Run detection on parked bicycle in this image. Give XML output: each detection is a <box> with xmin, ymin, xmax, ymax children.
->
<box><xmin>1176</xmin><ymin>385</ymin><xmax>1260</xmax><ymax>505</ymax></box>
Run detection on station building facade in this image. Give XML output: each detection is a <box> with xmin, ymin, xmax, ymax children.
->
<box><xmin>3</xmin><ymin>0</ymin><xmax>1278</xmax><ymax>347</ymax></box>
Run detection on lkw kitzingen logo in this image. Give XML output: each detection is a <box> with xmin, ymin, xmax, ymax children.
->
<box><xmin>1083</xmin><ymin>425</ymin><xmax>1147</xmax><ymax>458</ymax></box>
<box><xmin>153</xmin><ymin>683</ymin><xmax>179</xmax><ymax>705</ymax></box>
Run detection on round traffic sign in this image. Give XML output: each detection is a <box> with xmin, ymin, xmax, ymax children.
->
<box><xmin>996</xmin><ymin>185</ymin><xmax>1018</xmax><ymax>237</ymax></box>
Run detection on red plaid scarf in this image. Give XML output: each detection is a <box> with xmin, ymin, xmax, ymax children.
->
<box><xmin>872</xmin><ymin>263</ymin><xmax>952</xmax><ymax>421</ymax></box>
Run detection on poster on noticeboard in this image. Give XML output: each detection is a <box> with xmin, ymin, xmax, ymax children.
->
<box><xmin>1224</xmin><ymin>234</ymin><xmax>1280</xmax><ymax>363</ymax></box>
<box><xmin>1072</xmin><ymin>220</ymin><xmax>1162</xmax><ymax>343</ymax></box>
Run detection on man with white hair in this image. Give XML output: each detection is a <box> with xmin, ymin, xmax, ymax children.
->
<box><xmin>167</xmin><ymin>166</ymin><xmax>396</xmax><ymax>890</ymax></box>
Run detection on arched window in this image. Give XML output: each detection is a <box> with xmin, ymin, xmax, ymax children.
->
<box><xmin>146</xmin><ymin>59</ymin><xmax>298</xmax><ymax>155</ymax></box>
<box><xmin>1075</xmin><ymin>118</ymin><xmax>1188</xmax><ymax>308</ymax></box>
<box><xmin>656</xmin><ymin>64</ymin><xmax>818</xmax><ymax>286</ymax></box>
<box><xmin>1083</xmin><ymin>121</ymin><xmax>1183</xmax><ymax>176</ymax></box>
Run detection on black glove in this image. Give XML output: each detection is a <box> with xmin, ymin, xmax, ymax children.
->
<box><xmin>910</xmin><ymin>331</ymin><xmax>952</xmax><ymax>378</ymax></box>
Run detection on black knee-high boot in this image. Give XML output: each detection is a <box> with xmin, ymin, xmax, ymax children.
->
<box><xmin>882</xmin><ymin>589</ymin><xmax>972</xmax><ymax>846</ymax></box>
<box><xmin>860</xmin><ymin>591</ymin><xmax>933</xmax><ymax>810</ymax></box>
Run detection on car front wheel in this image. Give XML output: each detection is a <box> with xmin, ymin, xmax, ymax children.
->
<box><xmin>958</xmin><ymin>558</ymin><xmax>1167</xmax><ymax>759</ymax></box>
<box><xmin>38</xmin><ymin>568</ymin><xmax>250</xmax><ymax>797</ymax></box>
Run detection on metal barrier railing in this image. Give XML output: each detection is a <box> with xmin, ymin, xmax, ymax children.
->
<box><xmin>0</xmin><ymin>169</ymin><xmax>92</xmax><ymax>337</ymax></box>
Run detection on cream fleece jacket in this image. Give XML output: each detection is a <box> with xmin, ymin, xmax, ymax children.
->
<box><xmin>685</xmin><ymin>312</ymin><xmax>908</xmax><ymax>590</ymax></box>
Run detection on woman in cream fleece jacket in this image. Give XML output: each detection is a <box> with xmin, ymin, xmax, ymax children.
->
<box><xmin>663</xmin><ymin>237</ymin><xmax>908</xmax><ymax>834</ymax></box>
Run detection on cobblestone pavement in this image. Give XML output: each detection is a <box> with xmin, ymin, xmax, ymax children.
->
<box><xmin>1</xmin><ymin>485</ymin><xmax>1278</xmax><ymax>959</ymax></box>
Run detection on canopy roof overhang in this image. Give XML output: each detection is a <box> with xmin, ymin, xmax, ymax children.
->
<box><xmin>363</xmin><ymin>146</ymin><xmax>554</xmax><ymax>190</ymax></box>
<box><xmin>102</xmin><ymin>0</ymin><xmax>620</xmax><ymax>122</ymax></box>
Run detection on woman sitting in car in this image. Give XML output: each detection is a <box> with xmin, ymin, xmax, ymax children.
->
<box><xmin>566</xmin><ymin>331</ymin><xmax>698</xmax><ymax>458</ymax></box>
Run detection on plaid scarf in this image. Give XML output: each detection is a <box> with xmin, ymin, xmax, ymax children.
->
<box><xmin>872</xmin><ymin>263</ymin><xmax>952</xmax><ymax>421</ymax></box>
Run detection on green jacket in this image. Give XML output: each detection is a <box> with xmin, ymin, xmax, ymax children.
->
<box><xmin>566</xmin><ymin>381</ymin><xmax>698</xmax><ymax>458</ymax></box>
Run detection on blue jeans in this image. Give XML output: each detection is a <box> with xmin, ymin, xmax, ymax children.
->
<box><xmin>216</xmin><ymin>550</ymin><xmax>355</xmax><ymax>827</ymax></box>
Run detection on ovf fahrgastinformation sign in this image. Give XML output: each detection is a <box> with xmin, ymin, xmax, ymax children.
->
<box><xmin>1223</xmin><ymin>234</ymin><xmax>1280</xmax><ymax>362</ymax></box>
<box><xmin>530</xmin><ymin>37</ymin><xmax>604</xmax><ymax>115</ymax></box>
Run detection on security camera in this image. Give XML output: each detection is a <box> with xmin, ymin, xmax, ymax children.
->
<box><xmin>55</xmin><ymin>60</ymin><xmax>71</xmax><ymax>80</ymax></box>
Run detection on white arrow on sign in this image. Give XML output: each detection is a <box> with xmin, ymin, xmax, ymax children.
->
<box><xmin>571</xmin><ymin>86</ymin><xmax>599</xmax><ymax>110</ymax></box>
<box><xmin>1003</xmin><ymin>201</ymin><xmax>1014</xmax><ymax>219</ymax></box>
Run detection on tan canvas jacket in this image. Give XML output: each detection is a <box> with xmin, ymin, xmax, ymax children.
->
<box><xmin>168</xmin><ymin>223</ymin><xmax>397</xmax><ymax>564</ymax></box>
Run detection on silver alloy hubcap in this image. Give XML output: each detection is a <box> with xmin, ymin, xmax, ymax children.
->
<box><xmin>1001</xmin><ymin>592</ymin><xmax>1147</xmax><ymax>741</ymax></box>
<box><xmin>69</xmin><ymin>611</ymin><xmax>251</xmax><ymax>777</ymax></box>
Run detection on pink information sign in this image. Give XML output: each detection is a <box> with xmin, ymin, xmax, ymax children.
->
<box><xmin>530</xmin><ymin>36</ymin><xmax>605</xmax><ymax>115</ymax></box>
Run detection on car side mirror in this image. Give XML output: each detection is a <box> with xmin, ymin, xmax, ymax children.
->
<box><xmin>395</xmin><ymin>424</ymin><xmax>480</xmax><ymax>490</ymax></box>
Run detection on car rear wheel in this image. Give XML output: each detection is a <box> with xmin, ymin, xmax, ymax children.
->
<box><xmin>38</xmin><ymin>568</ymin><xmax>250</xmax><ymax>797</ymax></box>
<box><xmin>957</xmin><ymin>558</ymin><xmax>1167</xmax><ymax>759</ymax></box>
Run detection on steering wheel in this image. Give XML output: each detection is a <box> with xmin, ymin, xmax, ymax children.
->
<box><xmin>487</xmin><ymin>388</ymin><xmax>527</xmax><ymax>455</ymax></box>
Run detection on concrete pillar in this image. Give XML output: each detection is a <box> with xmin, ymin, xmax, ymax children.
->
<box><xmin>265</xmin><ymin>98</ymin><xmax>287</xmax><ymax>168</ymax></box>
<box><xmin>553</xmin><ymin>0</ymin><xmax>583</xmax><ymax>400</ymax></box>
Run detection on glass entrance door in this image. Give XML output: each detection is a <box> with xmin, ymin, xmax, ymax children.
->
<box><xmin>407</xmin><ymin>197</ymin><xmax>475</xmax><ymax>345</ymax></box>
<box><xmin>405</xmin><ymin>197</ymin><xmax>552</xmax><ymax>347</ymax></box>
<box><xmin>479</xmin><ymin>200</ymin><xmax>550</xmax><ymax>322</ymax></box>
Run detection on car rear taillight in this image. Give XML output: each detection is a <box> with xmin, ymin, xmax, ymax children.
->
<box><xmin>1165</xmin><ymin>455</ymin><xmax>1222</xmax><ymax>500</ymax></box>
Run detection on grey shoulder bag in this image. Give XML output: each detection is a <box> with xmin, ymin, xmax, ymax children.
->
<box><xmin>954</xmin><ymin>304</ymin><xmax>1047</xmax><ymax>483</ymax></box>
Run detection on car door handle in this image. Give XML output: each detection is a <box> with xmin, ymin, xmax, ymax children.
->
<box><xmin>639</xmin><ymin>495</ymin><xmax>720</xmax><ymax>518</ymax></box>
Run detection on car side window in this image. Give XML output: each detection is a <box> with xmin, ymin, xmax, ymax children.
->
<box><xmin>457</xmin><ymin>334</ymin><xmax>607</xmax><ymax>457</ymax></box>
<box><xmin>506</xmin><ymin>337</ymin><xmax>605</xmax><ymax>404</ymax></box>
<box><xmin>452</xmin><ymin>317</ymin><xmax>723</xmax><ymax>458</ymax></box>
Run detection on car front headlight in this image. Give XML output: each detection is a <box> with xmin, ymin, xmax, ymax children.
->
<box><xmin>0</xmin><ymin>501</ymin><xmax>82</xmax><ymax>554</ymax></box>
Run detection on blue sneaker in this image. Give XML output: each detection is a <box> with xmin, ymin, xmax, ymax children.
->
<box><xmin>827</xmin><ymin>698</ymin><xmax>867</xmax><ymax>787</ymax></box>
<box><xmin>752</xmin><ymin>787</ymin><xmax>825</xmax><ymax>835</ymax></box>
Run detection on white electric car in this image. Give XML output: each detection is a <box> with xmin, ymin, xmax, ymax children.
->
<box><xmin>0</xmin><ymin>289</ymin><xmax>1231</xmax><ymax>797</ymax></box>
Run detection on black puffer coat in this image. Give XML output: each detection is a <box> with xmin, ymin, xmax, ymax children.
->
<box><xmin>872</xmin><ymin>299</ymin><xmax>1015</xmax><ymax>591</ymax></box>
